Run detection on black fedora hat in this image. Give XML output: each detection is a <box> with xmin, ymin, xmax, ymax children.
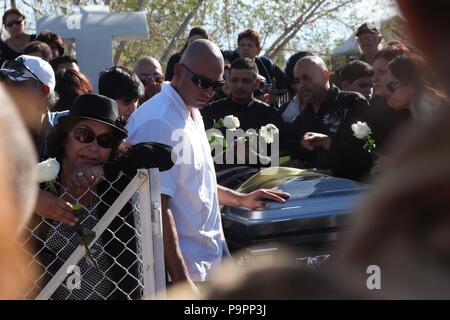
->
<box><xmin>59</xmin><ymin>93</ymin><xmax>128</xmax><ymax>139</ymax></box>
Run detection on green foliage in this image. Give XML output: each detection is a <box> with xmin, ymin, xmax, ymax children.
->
<box><xmin>15</xmin><ymin>0</ymin><xmax>394</xmax><ymax>70</ymax></box>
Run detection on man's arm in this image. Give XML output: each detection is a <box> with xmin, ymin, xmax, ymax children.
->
<box><xmin>217</xmin><ymin>185</ymin><xmax>290</xmax><ymax>210</ymax></box>
<box><xmin>161</xmin><ymin>194</ymin><xmax>198</xmax><ymax>292</ymax></box>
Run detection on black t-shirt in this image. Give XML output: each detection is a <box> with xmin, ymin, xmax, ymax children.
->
<box><xmin>0</xmin><ymin>34</ymin><xmax>36</xmax><ymax>64</ymax></box>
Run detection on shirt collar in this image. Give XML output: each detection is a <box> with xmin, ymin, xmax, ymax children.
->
<box><xmin>161</xmin><ymin>82</ymin><xmax>190</xmax><ymax>120</ymax></box>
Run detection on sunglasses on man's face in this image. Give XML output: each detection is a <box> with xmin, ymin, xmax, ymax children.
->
<box><xmin>386</xmin><ymin>81</ymin><xmax>404</xmax><ymax>94</ymax></box>
<box><xmin>139</xmin><ymin>73</ymin><xmax>164</xmax><ymax>85</ymax></box>
<box><xmin>5</xmin><ymin>19</ymin><xmax>23</xmax><ymax>28</ymax></box>
<box><xmin>181</xmin><ymin>64</ymin><xmax>225</xmax><ymax>90</ymax></box>
<box><xmin>73</xmin><ymin>127</ymin><xmax>116</xmax><ymax>149</ymax></box>
<box><xmin>1</xmin><ymin>57</ymin><xmax>44</xmax><ymax>85</ymax></box>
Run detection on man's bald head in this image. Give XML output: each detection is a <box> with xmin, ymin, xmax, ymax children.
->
<box><xmin>294</xmin><ymin>55</ymin><xmax>330</xmax><ymax>105</ymax></box>
<box><xmin>134</xmin><ymin>56</ymin><xmax>162</xmax><ymax>74</ymax></box>
<box><xmin>134</xmin><ymin>56</ymin><xmax>164</xmax><ymax>103</ymax></box>
<box><xmin>180</xmin><ymin>39</ymin><xmax>224</xmax><ymax>71</ymax></box>
<box><xmin>173</xmin><ymin>39</ymin><xmax>224</xmax><ymax>109</ymax></box>
<box><xmin>295</xmin><ymin>56</ymin><xmax>329</xmax><ymax>73</ymax></box>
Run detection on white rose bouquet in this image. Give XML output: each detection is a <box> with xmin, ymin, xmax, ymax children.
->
<box><xmin>351</xmin><ymin>121</ymin><xmax>376</xmax><ymax>153</ymax></box>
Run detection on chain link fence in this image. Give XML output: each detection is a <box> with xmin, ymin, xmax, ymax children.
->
<box><xmin>18</xmin><ymin>169</ymin><xmax>165</xmax><ymax>300</ymax></box>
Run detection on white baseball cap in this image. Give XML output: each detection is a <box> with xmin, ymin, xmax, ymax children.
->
<box><xmin>0</xmin><ymin>55</ymin><xmax>56</xmax><ymax>91</ymax></box>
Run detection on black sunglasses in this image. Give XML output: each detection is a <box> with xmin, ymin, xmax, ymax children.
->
<box><xmin>73</xmin><ymin>127</ymin><xmax>116</xmax><ymax>149</ymax></box>
<box><xmin>181</xmin><ymin>64</ymin><xmax>225</xmax><ymax>90</ymax></box>
<box><xmin>386</xmin><ymin>81</ymin><xmax>404</xmax><ymax>93</ymax></box>
<box><xmin>1</xmin><ymin>57</ymin><xmax>44</xmax><ymax>85</ymax></box>
<box><xmin>5</xmin><ymin>19</ymin><xmax>23</xmax><ymax>28</ymax></box>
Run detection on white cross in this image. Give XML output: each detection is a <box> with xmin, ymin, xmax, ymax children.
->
<box><xmin>37</xmin><ymin>5</ymin><xmax>149</xmax><ymax>92</ymax></box>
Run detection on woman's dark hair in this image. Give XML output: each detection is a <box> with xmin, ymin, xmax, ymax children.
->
<box><xmin>37</xmin><ymin>31</ymin><xmax>65</xmax><ymax>56</ymax></box>
<box><xmin>389</xmin><ymin>53</ymin><xmax>448</xmax><ymax>103</ymax></box>
<box><xmin>98</xmin><ymin>66</ymin><xmax>144</xmax><ymax>102</ymax></box>
<box><xmin>47</xmin><ymin>119</ymin><xmax>121</xmax><ymax>165</ymax></box>
<box><xmin>189</xmin><ymin>27</ymin><xmax>209</xmax><ymax>40</ymax></box>
<box><xmin>50</xmin><ymin>55</ymin><xmax>79</xmax><ymax>73</ymax></box>
<box><xmin>53</xmin><ymin>69</ymin><xmax>93</xmax><ymax>112</ymax></box>
<box><xmin>2</xmin><ymin>8</ymin><xmax>26</xmax><ymax>25</ymax></box>
<box><xmin>284</xmin><ymin>51</ymin><xmax>314</xmax><ymax>96</ymax></box>
<box><xmin>373</xmin><ymin>41</ymin><xmax>413</xmax><ymax>63</ymax></box>
<box><xmin>23</xmin><ymin>41</ymin><xmax>53</xmax><ymax>62</ymax></box>
<box><xmin>178</xmin><ymin>27</ymin><xmax>209</xmax><ymax>55</ymax></box>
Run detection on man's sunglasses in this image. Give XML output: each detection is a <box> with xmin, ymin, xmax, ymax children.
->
<box><xmin>386</xmin><ymin>81</ymin><xmax>404</xmax><ymax>93</ymax></box>
<box><xmin>73</xmin><ymin>127</ymin><xmax>116</xmax><ymax>149</ymax></box>
<box><xmin>139</xmin><ymin>73</ymin><xmax>164</xmax><ymax>85</ymax></box>
<box><xmin>182</xmin><ymin>64</ymin><xmax>225</xmax><ymax>90</ymax></box>
<box><xmin>1</xmin><ymin>57</ymin><xmax>44</xmax><ymax>85</ymax></box>
<box><xmin>5</xmin><ymin>19</ymin><xmax>23</xmax><ymax>28</ymax></box>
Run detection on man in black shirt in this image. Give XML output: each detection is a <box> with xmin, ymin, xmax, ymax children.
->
<box><xmin>288</xmin><ymin>55</ymin><xmax>372</xmax><ymax>181</ymax></box>
<box><xmin>202</xmin><ymin>57</ymin><xmax>282</xmax><ymax>132</ymax></box>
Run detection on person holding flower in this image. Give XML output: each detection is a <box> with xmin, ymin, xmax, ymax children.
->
<box><xmin>33</xmin><ymin>93</ymin><xmax>174</xmax><ymax>299</ymax></box>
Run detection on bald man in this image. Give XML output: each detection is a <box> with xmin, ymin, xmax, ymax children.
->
<box><xmin>126</xmin><ymin>39</ymin><xmax>289</xmax><ymax>290</ymax></box>
<box><xmin>287</xmin><ymin>55</ymin><xmax>372</xmax><ymax>181</ymax></box>
<box><xmin>134</xmin><ymin>56</ymin><xmax>164</xmax><ymax>104</ymax></box>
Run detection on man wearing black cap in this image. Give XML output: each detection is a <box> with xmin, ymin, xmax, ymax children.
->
<box><xmin>356</xmin><ymin>22</ymin><xmax>383</xmax><ymax>65</ymax></box>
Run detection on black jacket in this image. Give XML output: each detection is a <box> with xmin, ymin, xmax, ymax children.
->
<box><xmin>287</xmin><ymin>85</ymin><xmax>373</xmax><ymax>181</ymax></box>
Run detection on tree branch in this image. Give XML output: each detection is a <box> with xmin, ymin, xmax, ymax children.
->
<box><xmin>159</xmin><ymin>0</ymin><xmax>206</xmax><ymax>64</ymax></box>
<box><xmin>113</xmin><ymin>0</ymin><xmax>147</xmax><ymax>65</ymax></box>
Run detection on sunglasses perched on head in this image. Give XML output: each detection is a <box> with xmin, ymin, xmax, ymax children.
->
<box><xmin>181</xmin><ymin>64</ymin><xmax>225</xmax><ymax>90</ymax></box>
<box><xmin>73</xmin><ymin>127</ymin><xmax>116</xmax><ymax>149</ymax></box>
<box><xmin>139</xmin><ymin>73</ymin><xmax>164</xmax><ymax>85</ymax></box>
<box><xmin>1</xmin><ymin>57</ymin><xmax>44</xmax><ymax>85</ymax></box>
<box><xmin>386</xmin><ymin>81</ymin><xmax>404</xmax><ymax>93</ymax></box>
<box><xmin>5</xmin><ymin>19</ymin><xmax>23</xmax><ymax>28</ymax></box>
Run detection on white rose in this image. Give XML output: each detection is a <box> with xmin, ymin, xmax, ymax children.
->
<box><xmin>223</xmin><ymin>115</ymin><xmax>240</xmax><ymax>131</ymax></box>
<box><xmin>259</xmin><ymin>124</ymin><xmax>279</xmax><ymax>144</ymax></box>
<box><xmin>351</xmin><ymin>121</ymin><xmax>372</xmax><ymax>139</ymax></box>
<box><xmin>37</xmin><ymin>158</ymin><xmax>60</xmax><ymax>183</ymax></box>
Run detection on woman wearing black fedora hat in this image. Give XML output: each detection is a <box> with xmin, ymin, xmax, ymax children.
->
<box><xmin>31</xmin><ymin>93</ymin><xmax>174</xmax><ymax>299</ymax></box>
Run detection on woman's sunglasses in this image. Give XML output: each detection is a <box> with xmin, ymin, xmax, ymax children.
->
<box><xmin>73</xmin><ymin>127</ymin><xmax>116</xmax><ymax>149</ymax></box>
<box><xmin>181</xmin><ymin>64</ymin><xmax>225</xmax><ymax>90</ymax></box>
<box><xmin>5</xmin><ymin>19</ymin><xmax>23</xmax><ymax>28</ymax></box>
<box><xmin>386</xmin><ymin>81</ymin><xmax>404</xmax><ymax>93</ymax></box>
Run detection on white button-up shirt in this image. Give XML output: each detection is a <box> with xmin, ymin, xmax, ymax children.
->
<box><xmin>126</xmin><ymin>83</ymin><xmax>224</xmax><ymax>281</ymax></box>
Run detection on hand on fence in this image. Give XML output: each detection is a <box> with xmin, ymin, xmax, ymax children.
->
<box><xmin>66</xmin><ymin>165</ymin><xmax>105</xmax><ymax>191</ymax></box>
<box><xmin>35</xmin><ymin>190</ymin><xmax>79</xmax><ymax>226</ymax></box>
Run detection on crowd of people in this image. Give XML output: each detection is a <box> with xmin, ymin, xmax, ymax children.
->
<box><xmin>0</xmin><ymin>1</ymin><xmax>450</xmax><ymax>299</ymax></box>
